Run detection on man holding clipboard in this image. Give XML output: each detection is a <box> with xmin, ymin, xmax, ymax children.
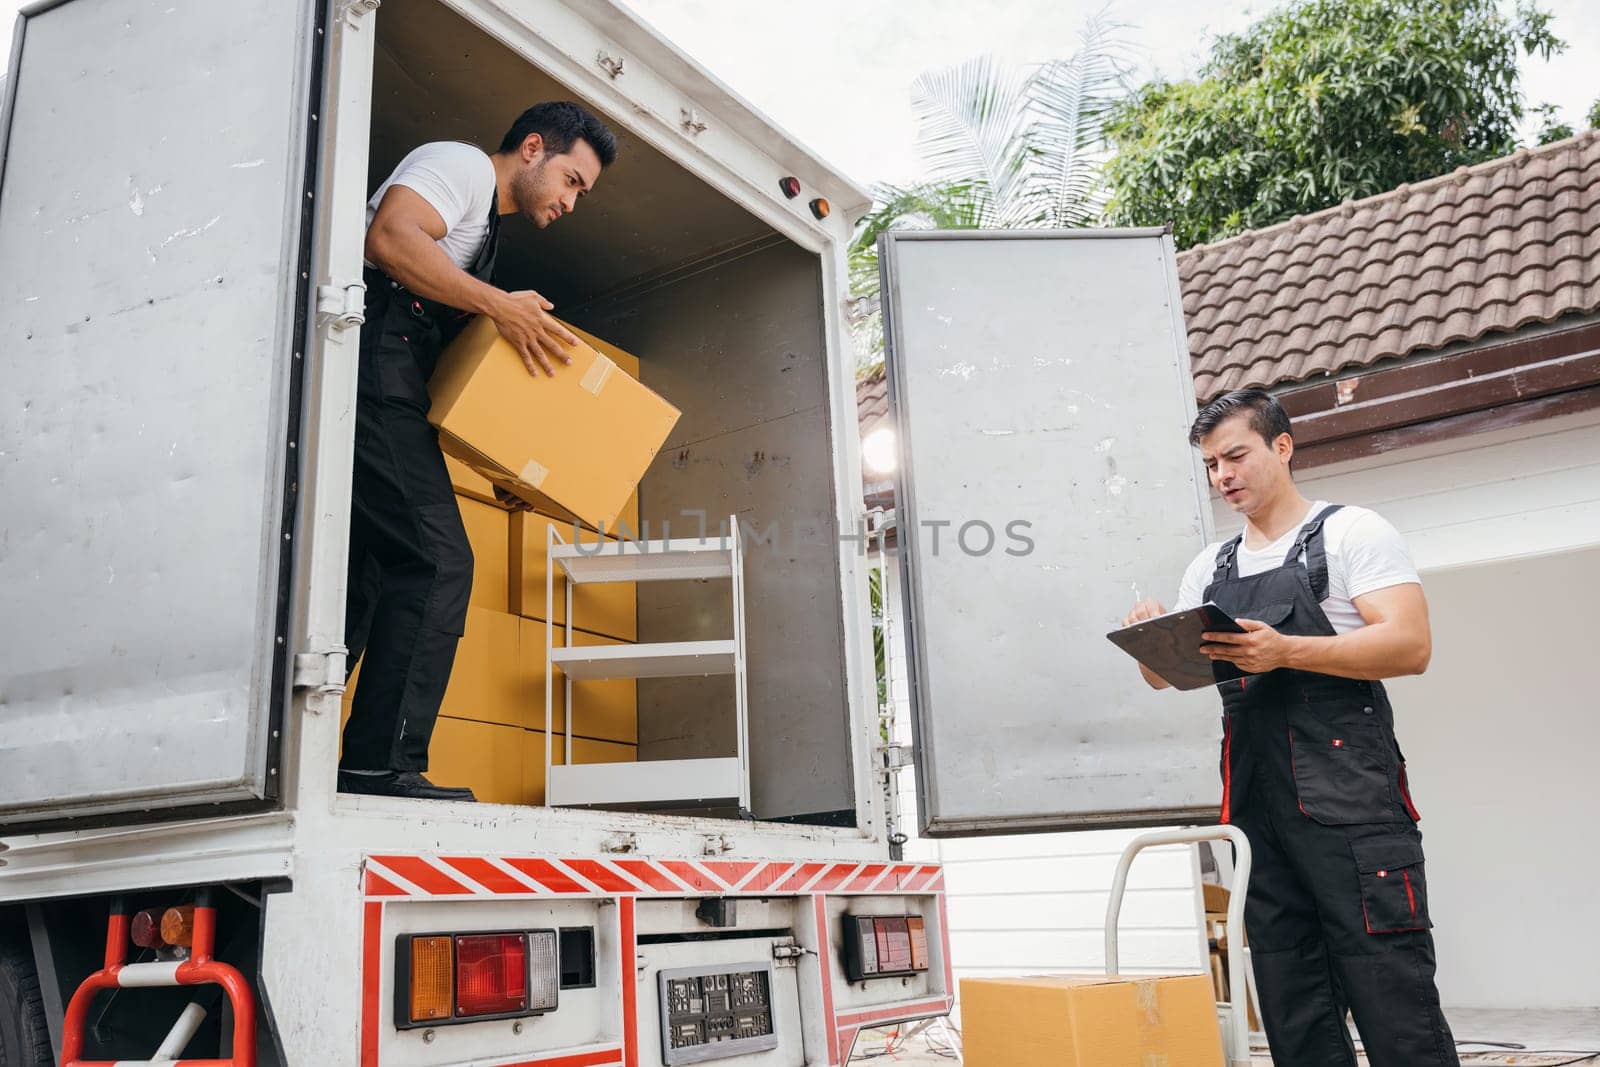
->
<box><xmin>1122</xmin><ymin>389</ymin><xmax>1458</xmax><ymax>1067</ymax></box>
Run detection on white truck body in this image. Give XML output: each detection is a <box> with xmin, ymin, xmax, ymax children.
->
<box><xmin>0</xmin><ymin>1</ymin><xmax>1213</xmax><ymax>1064</ymax></box>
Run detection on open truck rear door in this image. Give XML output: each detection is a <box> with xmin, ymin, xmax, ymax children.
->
<box><xmin>0</xmin><ymin>0</ymin><xmax>323</xmax><ymax>830</ymax></box>
<box><xmin>879</xmin><ymin>230</ymin><xmax>1220</xmax><ymax>836</ymax></box>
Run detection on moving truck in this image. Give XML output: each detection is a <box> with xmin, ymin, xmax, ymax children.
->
<box><xmin>0</xmin><ymin>1</ymin><xmax>1216</xmax><ymax>1064</ymax></box>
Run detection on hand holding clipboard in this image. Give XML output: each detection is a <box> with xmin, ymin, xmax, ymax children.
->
<box><xmin>1107</xmin><ymin>602</ymin><xmax>1247</xmax><ymax>690</ymax></box>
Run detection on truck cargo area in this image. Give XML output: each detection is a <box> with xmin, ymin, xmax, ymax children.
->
<box><xmin>351</xmin><ymin>0</ymin><xmax>856</xmax><ymax>826</ymax></box>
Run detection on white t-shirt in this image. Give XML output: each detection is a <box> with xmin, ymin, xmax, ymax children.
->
<box><xmin>1173</xmin><ymin>501</ymin><xmax>1420</xmax><ymax>635</ymax></box>
<box><xmin>365</xmin><ymin>141</ymin><xmax>496</xmax><ymax>270</ymax></box>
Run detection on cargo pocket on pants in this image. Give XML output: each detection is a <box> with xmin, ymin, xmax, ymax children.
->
<box><xmin>1288</xmin><ymin>714</ymin><xmax>1396</xmax><ymax>825</ymax></box>
<box><xmin>415</xmin><ymin>500</ymin><xmax>473</xmax><ymax>636</ymax></box>
<box><xmin>1350</xmin><ymin>834</ymin><xmax>1432</xmax><ymax>934</ymax></box>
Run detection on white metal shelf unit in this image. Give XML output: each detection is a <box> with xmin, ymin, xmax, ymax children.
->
<box><xmin>544</xmin><ymin>517</ymin><xmax>750</xmax><ymax>811</ymax></box>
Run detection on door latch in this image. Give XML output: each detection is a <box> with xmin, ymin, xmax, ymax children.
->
<box><xmin>771</xmin><ymin>938</ymin><xmax>810</xmax><ymax>968</ymax></box>
<box><xmin>316</xmin><ymin>281</ymin><xmax>367</xmax><ymax>331</ymax></box>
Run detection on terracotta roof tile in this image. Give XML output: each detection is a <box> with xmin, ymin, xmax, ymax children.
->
<box><xmin>1178</xmin><ymin>131</ymin><xmax>1600</xmax><ymax>401</ymax></box>
<box><xmin>857</xmin><ymin>365</ymin><xmax>889</xmax><ymax>437</ymax></box>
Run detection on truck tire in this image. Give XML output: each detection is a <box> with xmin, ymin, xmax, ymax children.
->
<box><xmin>0</xmin><ymin>942</ymin><xmax>51</xmax><ymax>1067</ymax></box>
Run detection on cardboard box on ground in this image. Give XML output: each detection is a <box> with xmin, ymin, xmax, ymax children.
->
<box><xmin>341</xmin><ymin>319</ymin><xmax>663</xmax><ymax>803</ymax></box>
<box><xmin>960</xmin><ymin>974</ymin><xmax>1223</xmax><ymax>1067</ymax></box>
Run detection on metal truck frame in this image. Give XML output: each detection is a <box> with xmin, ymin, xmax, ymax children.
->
<box><xmin>0</xmin><ymin>0</ymin><xmax>953</xmax><ymax>1063</ymax></box>
<box><xmin>0</xmin><ymin>2</ymin><xmax>1217</xmax><ymax>1065</ymax></box>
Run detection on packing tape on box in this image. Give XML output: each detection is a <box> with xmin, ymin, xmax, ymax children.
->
<box><xmin>580</xmin><ymin>355</ymin><xmax>616</xmax><ymax>396</ymax></box>
<box><xmin>518</xmin><ymin>457</ymin><xmax>550</xmax><ymax>489</ymax></box>
<box><xmin>1135</xmin><ymin>978</ymin><xmax>1160</xmax><ymax>1022</ymax></box>
<box><xmin>1135</xmin><ymin>979</ymin><xmax>1166</xmax><ymax>1065</ymax></box>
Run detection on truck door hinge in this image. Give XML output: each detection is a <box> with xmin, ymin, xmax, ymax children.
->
<box><xmin>338</xmin><ymin>0</ymin><xmax>381</xmax><ymax>28</ymax></box>
<box><xmin>293</xmin><ymin>647</ymin><xmax>348</xmax><ymax>701</ymax></box>
<box><xmin>881</xmin><ymin>743</ymin><xmax>913</xmax><ymax>772</ymax></box>
<box><xmin>316</xmin><ymin>281</ymin><xmax>367</xmax><ymax>331</ymax></box>
<box><xmin>596</xmin><ymin>51</ymin><xmax>626</xmax><ymax>79</ymax></box>
<box><xmin>701</xmin><ymin>833</ymin><xmax>734</xmax><ymax>856</ymax></box>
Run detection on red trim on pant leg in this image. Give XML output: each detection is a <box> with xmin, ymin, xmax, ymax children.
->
<box><xmin>1404</xmin><ymin>871</ymin><xmax>1417</xmax><ymax>918</ymax></box>
<box><xmin>1288</xmin><ymin>731</ymin><xmax>1309</xmax><ymax>817</ymax></box>
<box><xmin>1219</xmin><ymin>719</ymin><xmax>1234</xmax><ymax>825</ymax></box>
<box><xmin>1399</xmin><ymin>763</ymin><xmax>1422</xmax><ymax>821</ymax></box>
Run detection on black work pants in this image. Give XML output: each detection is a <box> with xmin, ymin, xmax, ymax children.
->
<box><xmin>1232</xmin><ymin>781</ymin><xmax>1459</xmax><ymax>1067</ymax></box>
<box><xmin>340</xmin><ymin>290</ymin><xmax>473</xmax><ymax>772</ymax></box>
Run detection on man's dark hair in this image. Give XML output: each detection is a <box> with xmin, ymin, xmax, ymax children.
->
<box><xmin>498</xmin><ymin>101</ymin><xmax>618</xmax><ymax>167</ymax></box>
<box><xmin>1188</xmin><ymin>388</ymin><xmax>1293</xmax><ymax>448</ymax></box>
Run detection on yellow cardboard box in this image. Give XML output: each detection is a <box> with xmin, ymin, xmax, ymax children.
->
<box><xmin>428</xmin><ymin>316</ymin><xmax>678</xmax><ymax>532</ymax></box>
<box><xmin>509</xmin><ymin>512</ymin><xmax>638</xmax><ymax>641</ymax></box>
<box><xmin>520</xmin><ymin>618</ymin><xmax>637</xmax><ymax>744</ymax></box>
<box><xmin>341</xmin><ymin>612</ymin><xmax>636</xmax><ymax>746</ymax></box>
<box><xmin>566</xmin><ymin>322</ymin><xmax>639</xmax><ymax>378</ymax></box>
<box><xmin>427</xmin><ymin>716</ymin><xmax>528</xmax><ymax>805</ymax></box>
<box><xmin>960</xmin><ymin>974</ymin><xmax>1222</xmax><ymax>1067</ymax></box>
<box><xmin>524</xmin><ymin>735</ymin><xmax>636</xmax><ymax>805</ymax></box>
<box><xmin>444</xmin><ymin>453</ymin><xmax>500</xmax><ymax>505</ymax></box>
<box><xmin>458</xmin><ymin>496</ymin><xmax>511</xmax><ymax>612</ymax></box>
<box><xmin>437</xmin><ymin>608</ymin><xmax>534</xmax><ymax>729</ymax></box>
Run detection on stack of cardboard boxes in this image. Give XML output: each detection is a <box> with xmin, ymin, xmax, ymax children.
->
<box><xmin>342</xmin><ymin>322</ymin><xmax>679</xmax><ymax>805</ymax></box>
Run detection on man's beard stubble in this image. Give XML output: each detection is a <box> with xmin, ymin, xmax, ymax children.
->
<box><xmin>511</xmin><ymin>156</ymin><xmax>550</xmax><ymax>226</ymax></box>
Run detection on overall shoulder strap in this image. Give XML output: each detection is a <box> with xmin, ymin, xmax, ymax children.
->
<box><xmin>1285</xmin><ymin>504</ymin><xmax>1344</xmax><ymax>601</ymax></box>
<box><xmin>1211</xmin><ymin>535</ymin><xmax>1244</xmax><ymax>583</ymax></box>
<box><xmin>471</xmin><ymin>188</ymin><xmax>501</xmax><ymax>282</ymax></box>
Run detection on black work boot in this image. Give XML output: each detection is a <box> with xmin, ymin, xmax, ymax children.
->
<box><xmin>338</xmin><ymin>770</ymin><xmax>477</xmax><ymax>802</ymax></box>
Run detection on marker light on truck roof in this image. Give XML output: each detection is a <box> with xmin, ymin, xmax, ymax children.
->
<box><xmin>809</xmin><ymin>197</ymin><xmax>830</xmax><ymax>219</ymax></box>
<box><xmin>778</xmin><ymin>176</ymin><xmax>801</xmax><ymax>198</ymax></box>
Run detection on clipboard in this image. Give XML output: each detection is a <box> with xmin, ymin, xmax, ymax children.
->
<box><xmin>1106</xmin><ymin>602</ymin><xmax>1245</xmax><ymax>691</ymax></box>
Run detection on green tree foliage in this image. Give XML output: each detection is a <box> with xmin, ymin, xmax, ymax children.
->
<box><xmin>1588</xmin><ymin>96</ymin><xmax>1600</xmax><ymax>130</ymax></box>
<box><xmin>1104</xmin><ymin>0</ymin><xmax>1563</xmax><ymax>249</ymax></box>
<box><xmin>1531</xmin><ymin>102</ymin><xmax>1574</xmax><ymax>145</ymax></box>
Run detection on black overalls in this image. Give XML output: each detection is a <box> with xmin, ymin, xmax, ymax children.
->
<box><xmin>340</xmin><ymin>194</ymin><xmax>501</xmax><ymax>773</ymax></box>
<box><xmin>1206</xmin><ymin>505</ymin><xmax>1458</xmax><ymax>1067</ymax></box>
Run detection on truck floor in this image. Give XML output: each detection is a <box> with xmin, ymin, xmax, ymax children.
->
<box><xmin>851</xmin><ymin>1008</ymin><xmax>1600</xmax><ymax>1065</ymax></box>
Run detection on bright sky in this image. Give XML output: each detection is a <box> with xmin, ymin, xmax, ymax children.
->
<box><xmin>2</xmin><ymin>0</ymin><xmax>1594</xmax><ymax>189</ymax></box>
<box><xmin>625</xmin><ymin>0</ymin><xmax>1600</xmax><ymax>186</ymax></box>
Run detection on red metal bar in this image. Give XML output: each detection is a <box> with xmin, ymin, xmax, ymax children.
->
<box><xmin>62</xmin><ymin>900</ymin><xmax>257</xmax><ymax>1067</ymax></box>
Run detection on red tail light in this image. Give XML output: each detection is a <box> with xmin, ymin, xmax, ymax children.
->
<box><xmin>843</xmin><ymin>914</ymin><xmax>932</xmax><ymax>981</ymax></box>
<box><xmin>454</xmin><ymin>934</ymin><xmax>527</xmax><ymax>1018</ymax></box>
<box><xmin>395</xmin><ymin>929</ymin><xmax>559</xmax><ymax>1029</ymax></box>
